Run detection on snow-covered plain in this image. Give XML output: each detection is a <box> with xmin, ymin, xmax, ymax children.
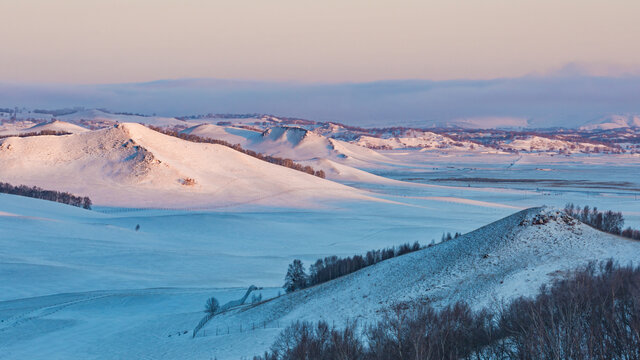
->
<box><xmin>1</xmin><ymin>123</ymin><xmax>640</xmax><ymax>359</ymax></box>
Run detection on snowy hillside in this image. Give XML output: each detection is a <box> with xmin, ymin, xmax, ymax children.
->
<box><xmin>204</xmin><ymin>207</ymin><xmax>640</xmax><ymax>356</ymax></box>
<box><xmin>181</xmin><ymin>124</ymin><xmax>394</xmax><ymax>181</ymax></box>
<box><xmin>23</xmin><ymin>120</ymin><xmax>89</xmax><ymax>134</ymax></box>
<box><xmin>353</xmin><ymin>130</ymin><xmax>481</xmax><ymax>150</ymax></box>
<box><xmin>0</xmin><ymin>120</ymin><xmax>88</xmax><ymax>136</ymax></box>
<box><xmin>59</xmin><ymin>109</ymin><xmax>186</xmax><ymax>127</ymax></box>
<box><xmin>181</xmin><ymin>123</ymin><xmax>262</xmax><ymax>146</ymax></box>
<box><xmin>0</xmin><ymin>123</ymin><xmax>373</xmax><ymax>208</ymax></box>
<box><xmin>500</xmin><ymin>135</ymin><xmax>612</xmax><ymax>153</ymax></box>
<box><xmin>1</xmin><ymin>203</ymin><xmax>639</xmax><ymax>359</ymax></box>
<box><xmin>184</xmin><ymin>124</ymin><xmax>388</xmax><ymax>164</ymax></box>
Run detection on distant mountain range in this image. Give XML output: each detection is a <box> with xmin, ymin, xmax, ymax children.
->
<box><xmin>580</xmin><ymin>114</ymin><xmax>640</xmax><ymax>130</ymax></box>
<box><xmin>2</xmin><ymin>74</ymin><xmax>640</xmax><ymax>128</ymax></box>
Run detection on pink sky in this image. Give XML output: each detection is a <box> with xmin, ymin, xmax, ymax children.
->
<box><xmin>2</xmin><ymin>0</ymin><xmax>639</xmax><ymax>84</ymax></box>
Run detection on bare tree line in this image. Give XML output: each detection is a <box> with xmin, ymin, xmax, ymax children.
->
<box><xmin>564</xmin><ymin>203</ymin><xmax>640</xmax><ymax>240</ymax></box>
<box><xmin>0</xmin><ymin>182</ymin><xmax>92</xmax><ymax>209</ymax></box>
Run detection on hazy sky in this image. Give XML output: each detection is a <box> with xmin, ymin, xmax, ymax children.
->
<box><xmin>2</xmin><ymin>0</ymin><xmax>640</xmax><ymax>84</ymax></box>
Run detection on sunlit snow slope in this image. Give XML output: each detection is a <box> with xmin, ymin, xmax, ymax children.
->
<box><xmin>0</xmin><ymin>123</ymin><xmax>372</xmax><ymax>208</ymax></box>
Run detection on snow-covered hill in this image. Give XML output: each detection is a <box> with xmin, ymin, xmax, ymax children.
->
<box><xmin>580</xmin><ymin>114</ymin><xmax>640</xmax><ymax>131</ymax></box>
<box><xmin>59</xmin><ymin>109</ymin><xmax>186</xmax><ymax>127</ymax></box>
<box><xmin>181</xmin><ymin>124</ymin><xmax>394</xmax><ymax>181</ymax></box>
<box><xmin>181</xmin><ymin>123</ymin><xmax>262</xmax><ymax>146</ymax></box>
<box><xmin>209</xmin><ymin>207</ymin><xmax>640</xmax><ymax>347</ymax></box>
<box><xmin>1</xmin><ymin>205</ymin><xmax>639</xmax><ymax>359</ymax></box>
<box><xmin>353</xmin><ymin>130</ymin><xmax>482</xmax><ymax>150</ymax></box>
<box><xmin>500</xmin><ymin>135</ymin><xmax>612</xmax><ymax>153</ymax></box>
<box><xmin>22</xmin><ymin>120</ymin><xmax>89</xmax><ymax>134</ymax></box>
<box><xmin>0</xmin><ymin>120</ymin><xmax>88</xmax><ymax>136</ymax></box>
<box><xmin>184</xmin><ymin>124</ymin><xmax>388</xmax><ymax>164</ymax></box>
<box><xmin>0</xmin><ymin>123</ymin><xmax>372</xmax><ymax>208</ymax></box>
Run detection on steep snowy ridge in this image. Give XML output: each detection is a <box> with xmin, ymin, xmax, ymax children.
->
<box><xmin>210</xmin><ymin>207</ymin><xmax>640</xmax><ymax>332</ymax></box>
<box><xmin>0</xmin><ymin>123</ymin><xmax>374</xmax><ymax>208</ymax></box>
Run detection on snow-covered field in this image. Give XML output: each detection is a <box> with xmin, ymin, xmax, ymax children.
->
<box><xmin>1</xmin><ymin>122</ymin><xmax>640</xmax><ymax>359</ymax></box>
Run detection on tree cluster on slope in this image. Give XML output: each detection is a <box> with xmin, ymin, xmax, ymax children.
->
<box><xmin>564</xmin><ymin>203</ymin><xmax>639</xmax><ymax>240</ymax></box>
<box><xmin>284</xmin><ymin>242</ymin><xmax>423</xmax><ymax>293</ymax></box>
<box><xmin>0</xmin><ymin>182</ymin><xmax>92</xmax><ymax>209</ymax></box>
<box><xmin>258</xmin><ymin>260</ymin><xmax>640</xmax><ymax>360</ymax></box>
<box><xmin>147</xmin><ymin>126</ymin><xmax>326</xmax><ymax>178</ymax></box>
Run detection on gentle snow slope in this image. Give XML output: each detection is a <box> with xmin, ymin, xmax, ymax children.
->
<box><xmin>0</xmin><ymin>123</ymin><xmax>372</xmax><ymax>208</ymax></box>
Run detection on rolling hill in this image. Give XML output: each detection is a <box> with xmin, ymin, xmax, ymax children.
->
<box><xmin>580</xmin><ymin>114</ymin><xmax>640</xmax><ymax>131</ymax></box>
<box><xmin>0</xmin><ymin>123</ymin><xmax>373</xmax><ymax>208</ymax></box>
<box><xmin>207</xmin><ymin>207</ymin><xmax>640</xmax><ymax>350</ymax></box>
<box><xmin>0</xmin><ymin>120</ymin><xmax>89</xmax><ymax>136</ymax></box>
<box><xmin>182</xmin><ymin>124</ymin><xmax>395</xmax><ymax>181</ymax></box>
<box><xmin>353</xmin><ymin>130</ymin><xmax>482</xmax><ymax>150</ymax></box>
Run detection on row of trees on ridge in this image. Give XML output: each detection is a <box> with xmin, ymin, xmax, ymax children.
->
<box><xmin>284</xmin><ymin>242</ymin><xmax>424</xmax><ymax>293</ymax></box>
